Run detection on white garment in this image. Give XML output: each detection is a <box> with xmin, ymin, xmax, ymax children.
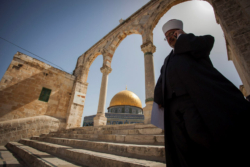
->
<box><xmin>151</xmin><ymin>102</ymin><xmax>164</xmax><ymax>130</ymax></box>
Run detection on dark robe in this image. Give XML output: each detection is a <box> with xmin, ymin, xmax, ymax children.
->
<box><xmin>154</xmin><ymin>33</ymin><xmax>250</xmax><ymax>167</ymax></box>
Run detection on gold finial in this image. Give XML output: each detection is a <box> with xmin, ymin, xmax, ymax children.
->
<box><xmin>126</xmin><ymin>85</ymin><xmax>127</xmax><ymax>90</ymax></box>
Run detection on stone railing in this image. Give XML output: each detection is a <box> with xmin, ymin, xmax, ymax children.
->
<box><xmin>0</xmin><ymin>115</ymin><xmax>65</xmax><ymax>145</ymax></box>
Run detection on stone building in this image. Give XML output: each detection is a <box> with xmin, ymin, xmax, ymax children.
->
<box><xmin>83</xmin><ymin>89</ymin><xmax>144</xmax><ymax>126</ymax></box>
<box><xmin>0</xmin><ymin>52</ymin><xmax>75</xmax><ymax>145</ymax></box>
<box><xmin>0</xmin><ymin>52</ymin><xmax>75</xmax><ymax>124</ymax></box>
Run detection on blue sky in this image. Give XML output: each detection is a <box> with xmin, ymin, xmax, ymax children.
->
<box><xmin>0</xmin><ymin>0</ymin><xmax>242</xmax><ymax>125</ymax></box>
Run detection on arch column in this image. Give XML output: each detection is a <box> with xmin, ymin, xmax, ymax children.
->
<box><xmin>208</xmin><ymin>0</ymin><xmax>250</xmax><ymax>95</ymax></box>
<box><xmin>141</xmin><ymin>41</ymin><xmax>156</xmax><ymax>124</ymax></box>
<box><xmin>66</xmin><ymin>66</ymin><xmax>89</xmax><ymax>129</ymax></box>
<box><xmin>93</xmin><ymin>65</ymin><xmax>112</xmax><ymax>126</ymax></box>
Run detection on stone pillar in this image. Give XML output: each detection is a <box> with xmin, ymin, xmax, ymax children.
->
<box><xmin>226</xmin><ymin>41</ymin><xmax>250</xmax><ymax>95</ymax></box>
<box><xmin>208</xmin><ymin>0</ymin><xmax>250</xmax><ymax>95</ymax></box>
<box><xmin>66</xmin><ymin>65</ymin><xmax>89</xmax><ymax>129</ymax></box>
<box><xmin>93</xmin><ymin>66</ymin><xmax>112</xmax><ymax>126</ymax></box>
<box><xmin>66</xmin><ymin>81</ymin><xmax>88</xmax><ymax>129</ymax></box>
<box><xmin>141</xmin><ymin>42</ymin><xmax>156</xmax><ymax>124</ymax></box>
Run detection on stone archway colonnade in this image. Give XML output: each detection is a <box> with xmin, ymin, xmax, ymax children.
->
<box><xmin>65</xmin><ymin>0</ymin><xmax>250</xmax><ymax>128</ymax></box>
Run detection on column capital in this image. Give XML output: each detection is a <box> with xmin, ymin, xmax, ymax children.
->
<box><xmin>100</xmin><ymin>66</ymin><xmax>112</xmax><ymax>74</ymax></box>
<box><xmin>141</xmin><ymin>42</ymin><xmax>156</xmax><ymax>54</ymax></box>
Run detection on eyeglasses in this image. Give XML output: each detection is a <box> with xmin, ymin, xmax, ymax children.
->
<box><xmin>164</xmin><ymin>31</ymin><xmax>176</xmax><ymax>41</ymax></box>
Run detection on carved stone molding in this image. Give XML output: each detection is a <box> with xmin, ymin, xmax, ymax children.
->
<box><xmin>75</xmin><ymin>81</ymin><xmax>88</xmax><ymax>88</ymax></box>
<box><xmin>81</xmin><ymin>65</ymin><xmax>90</xmax><ymax>72</ymax></box>
<box><xmin>145</xmin><ymin>97</ymin><xmax>154</xmax><ymax>103</ymax></box>
<box><xmin>141</xmin><ymin>42</ymin><xmax>156</xmax><ymax>54</ymax></box>
<box><xmin>101</xmin><ymin>48</ymin><xmax>109</xmax><ymax>56</ymax></box>
<box><xmin>100</xmin><ymin>66</ymin><xmax>112</xmax><ymax>74</ymax></box>
<box><xmin>81</xmin><ymin>82</ymin><xmax>89</xmax><ymax>87</ymax></box>
<box><xmin>101</xmin><ymin>48</ymin><xmax>113</xmax><ymax>59</ymax></box>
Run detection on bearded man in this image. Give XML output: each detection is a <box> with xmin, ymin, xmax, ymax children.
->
<box><xmin>154</xmin><ymin>19</ymin><xmax>250</xmax><ymax>167</ymax></box>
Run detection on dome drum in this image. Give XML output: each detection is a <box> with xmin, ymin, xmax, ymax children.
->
<box><xmin>108</xmin><ymin>105</ymin><xmax>143</xmax><ymax>115</ymax></box>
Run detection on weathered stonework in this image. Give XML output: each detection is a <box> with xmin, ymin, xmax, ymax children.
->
<box><xmin>4</xmin><ymin>124</ymin><xmax>166</xmax><ymax>166</ymax></box>
<box><xmin>0</xmin><ymin>52</ymin><xmax>75</xmax><ymax>124</ymax></box>
<box><xmin>209</xmin><ymin>0</ymin><xmax>250</xmax><ymax>94</ymax></box>
<box><xmin>66</xmin><ymin>81</ymin><xmax>88</xmax><ymax>128</ymax></box>
<box><xmin>0</xmin><ymin>115</ymin><xmax>63</xmax><ymax>145</ymax></box>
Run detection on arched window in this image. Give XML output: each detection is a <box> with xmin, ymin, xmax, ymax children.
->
<box><xmin>125</xmin><ymin>107</ymin><xmax>129</xmax><ymax>113</ymax></box>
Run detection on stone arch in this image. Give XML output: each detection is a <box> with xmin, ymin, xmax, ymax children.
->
<box><xmin>74</xmin><ymin>51</ymin><xmax>104</xmax><ymax>83</ymax></box>
<box><xmin>149</xmin><ymin>0</ymin><xmax>189</xmax><ymax>33</ymax></box>
<box><xmin>84</xmin><ymin>52</ymin><xmax>103</xmax><ymax>69</ymax></box>
<box><xmin>106</xmin><ymin>29</ymin><xmax>142</xmax><ymax>61</ymax></box>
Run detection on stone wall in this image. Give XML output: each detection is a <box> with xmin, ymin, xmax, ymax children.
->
<box><xmin>0</xmin><ymin>52</ymin><xmax>75</xmax><ymax>122</ymax></box>
<box><xmin>0</xmin><ymin>115</ymin><xmax>64</xmax><ymax>145</ymax></box>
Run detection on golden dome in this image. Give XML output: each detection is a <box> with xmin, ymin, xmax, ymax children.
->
<box><xmin>109</xmin><ymin>90</ymin><xmax>142</xmax><ymax>108</ymax></box>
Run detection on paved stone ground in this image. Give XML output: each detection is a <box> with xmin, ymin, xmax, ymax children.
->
<box><xmin>0</xmin><ymin>146</ymin><xmax>24</xmax><ymax>167</ymax></box>
<box><xmin>6</xmin><ymin>142</ymin><xmax>83</xmax><ymax>167</ymax></box>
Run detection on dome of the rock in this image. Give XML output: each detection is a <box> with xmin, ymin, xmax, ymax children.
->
<box><xmin>109</xmin><ymin>90</ymin><xmax>142</xmax><ymax>108</ymax></box>
<box><xmin>83</xmin><ymin>89</ymin><xmax>144</xmax><ymax>126</ymax></box>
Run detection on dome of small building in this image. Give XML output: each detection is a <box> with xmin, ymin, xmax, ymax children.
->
<box><xmin>109</xmin><ymin>90</ymin><xmax>142</xmax><ymax>108</ymax></box>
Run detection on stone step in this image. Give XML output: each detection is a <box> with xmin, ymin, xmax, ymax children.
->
<box><xmin>64</xmin><ymin>127</ymin><xmax>164</xmax><ymax>135</ymax></box>
<box><xmin>59</xmin><ymin>124</ymin><xmax>159</xmax><ymax>134</ymax></box>
<box><xmin>6</xmin><ymin>142</ymin><xmax>81</xmax><ymax>167</ymax></box>
<box><xmin>48</xmin><ymin>133</ymin><xmax>164</xmax><ymax>145</ymax></box>
<box><xmin>19</xmin><ymin>139</ymin><xmax>166</xmax><ymax>167</ymax></box>
<box><xmin>32</xmin><ymin>136</ymin><xmax>165</xmax><ymax>162</ymax></box>
<box><xmin>0</xmin><ymin>146</ymin><xmax>24</xmax><ymax>166</ymax></box>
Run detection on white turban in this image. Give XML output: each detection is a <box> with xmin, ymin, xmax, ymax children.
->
<box><xmin>162</xmin><ymin>19</ymin><xmax>183</xmax><ymax>34</ymax></box>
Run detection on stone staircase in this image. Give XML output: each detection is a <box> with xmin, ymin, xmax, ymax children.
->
<box><xmin>3</xmin><ymin>124</ymin><xmax>166</xmax><ymax>166</ymax></box>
